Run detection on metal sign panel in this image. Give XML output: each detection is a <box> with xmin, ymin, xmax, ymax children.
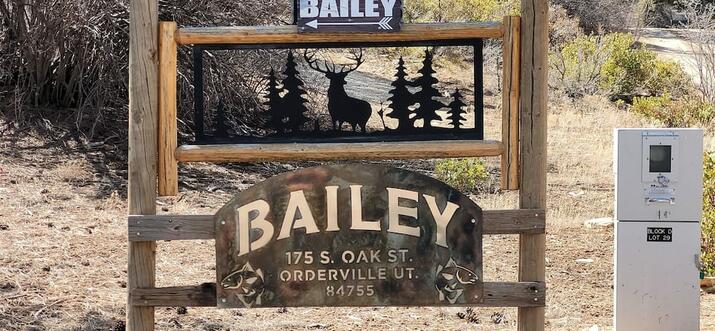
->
<box><xmin>647</xmin><ymin>227</ymin><xmax>673</xmax><ymax>242</ymax></box>
<box><xmin>296</xmin><ymin>0</ymin><xmax>402</xmax><ymax>33</ymax></box>
<box><xmin>215</xmin><ymin>164</ymin><xmax>483</xmax><ymax>308</ymax></box>
<box><xmin>192</xmin><ymin>43</ymin><xmax>485</xmax><ymax>144</ymax></box>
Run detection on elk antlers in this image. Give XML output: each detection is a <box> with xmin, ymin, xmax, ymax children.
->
<box><xmin>304</xmin><ymin>49</ymin><xmax>364</xmax><ymax>74</ymax></box>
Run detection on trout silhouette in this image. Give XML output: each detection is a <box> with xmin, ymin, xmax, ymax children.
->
<box><xmin>221</xmin><ymin>262</ymin><xmax>265</xmax><ymax>307</ymax></box>
<box><xmin>435</xmin><ymin>259</ymin><xmax>480</xmax><ymax>304</ymax></box>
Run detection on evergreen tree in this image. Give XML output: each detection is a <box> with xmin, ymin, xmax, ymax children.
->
<box><xmin>263</xmin><ymin>68</ymin><xmax>287</xmax><ymax>133</ymax></box>
<box><xmin>215</xmin><ymin>100</ymin><xmax>229</xmax><ymax>136</ymax></box>
<box><xmin>411</xmin><ymin>49</ymin><xmax>446</xmax><ymax>129</ymax></box>
<box><xmin>280</xmin><ymin>51</ymin><xmax>310</xmax><ymax>132</ymax></box>
<box><xmin>446</xmin><ymin>89</ymin><xmax>468</xmax><ymax>129</ymax></box>
<box><xmin>386</xmin><ymin>57</ymin><xmax>415</xmax><ymax>131</ymax></box>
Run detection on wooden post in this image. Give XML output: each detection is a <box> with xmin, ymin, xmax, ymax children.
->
<box><xmin>501</xmin><ymin>16</ymin><xmax>521</xmax><ymax>191</ymax></box>
<box><xmin>128</xmin><ymin>0</ymin><xmax>159</xmax><ymax>329</ymax></box>
<box><xmin>158</xmin><ymin>22</ymin><xmax>179</xmax><ymax>197</ymax></box>
<box><xmin>518</xmin><ymin>0</ymin><xmax>548</xmax><ymax>330</ymax></box>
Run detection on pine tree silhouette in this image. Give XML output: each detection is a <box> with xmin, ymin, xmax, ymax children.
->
<box><xmin>386</xmin><ymin>57</ymin><xmax>414</xmax><ymax>131</ymax></box>
<box><xmin>411</xmin><ymin>49</ymin><xmax>446</xmax><ymax>130</ymax></box>
<box><xmin>215</xmin><ymin>100</ymin><xmax>229</xmax><ymax>136</ymax></box>
<box><xmin>446</xmin><ymin>89</ymin><xmax>468</xmax><ymax>130</ymax></box>
<box><xmin>280</xmin><ymin>51</ymin><xmax>310</xmax><ymax>133</ymax></box>
<box><xmin>263</xmin><ymin>68</ymin><xmax>287</xmax><ymax>133</ymax></box>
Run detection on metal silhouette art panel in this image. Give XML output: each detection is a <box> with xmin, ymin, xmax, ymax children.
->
<box><xmin>192</xmin><ymin>41</ymin><xmax>485</xmax><ymax>144</ymax></box>
<box><xmin>214</xmin><ymin>164</ymin><xmax>484</xmax><ymax>308</ymax></box>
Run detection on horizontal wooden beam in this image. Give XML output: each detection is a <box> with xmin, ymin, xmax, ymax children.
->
<box><xmin>131</xmin><ymin>281</ymin><xmax>544</xmax><ymax>307</ymax></box>
<box><xmin>128</xmin><ymin>215</ymin><xmax>215</xmax><ymax>241</ymax></box>
<box><xmin>175</xmin><ymin>140</ymin><xmax>505</xmax><ymax>163</ymax></box>
<box><xmin>483</xmin><ymin>209</ymin><xmax>544</xmax><ymax>234</ymax></box>
<box><xmin>132</xmin><ymin>283</ymin><xmax>217</xmax><ymax>307</ymax></box>
<box><xmin>481</xmin><ymin>281</ymin><xmax>545</xmax><ymax>307</ymax></box>
<box><xmin>176</xmin><ymin>22</ymin><xmax>504</xmax><ymax>45</ymax></box>
<box><xmin>128</xmin><ymin>209</ymin><xmax>545</xmax><ymax>242</ymax></box>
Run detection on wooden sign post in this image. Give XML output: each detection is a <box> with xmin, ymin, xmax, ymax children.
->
<box><xmin>127</xmin><ymin>0</ymin><xmax>548</xmax><ymax>329</ymax></box>
<box><xmin>296</xmin><ymin>0</ymin><xmax>402</xmax><ymax>32</ymax></box>
<box><xmin>128</xmin><ymin>166</ymin><xmax>546</xmax><ymax>310</ymax></box>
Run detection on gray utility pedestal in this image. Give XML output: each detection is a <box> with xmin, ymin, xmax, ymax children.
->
<box><xmin>614</xmin><ymin>129</ymin><xmax>703</xmax><ymax>331</ymax></box>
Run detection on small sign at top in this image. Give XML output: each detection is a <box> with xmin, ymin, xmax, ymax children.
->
<box><xmin>297</xmin><ymin>0</ymin><xmax>402</xmax><ymax>33</ymax></box>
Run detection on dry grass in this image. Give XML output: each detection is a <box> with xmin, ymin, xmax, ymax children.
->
<box><xmin>1</xmin><ymin>88</ymin><xmax>714</xmax><ymax>330</ymax></box>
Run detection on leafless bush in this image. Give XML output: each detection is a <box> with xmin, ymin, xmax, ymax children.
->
<box><xmin>0</xmin><ymin>0</ymin><xmax>129</xmax><ymax>130</ymax></box>
<box><xmin>679</xmin><ymin>0</ymin><xmax>715</xmax><ymax>103</ymax></box>
<box><xmin>552</xmin><ymin>0</ymin><xmax>640</xmax><ymax>33</ymax></box>
<box><xmin>550</xmin><ymin>35</ymin><xmax>612</xmax><ymax>98</ymax></box>
<box><xmin>549</xmin><ymin>4</ymin><xmax>581</xmax><ymax>48</ymax></box>
<box><xmin>0</xmin><ymin>0</ymin><xmax>291</xmax><ymax>140</ymax></box>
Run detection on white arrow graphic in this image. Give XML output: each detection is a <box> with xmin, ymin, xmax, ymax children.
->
<box><xmin>306</xmin><ymin>17</ymin><xmax>393</xmax><ymax>30</ymax></box>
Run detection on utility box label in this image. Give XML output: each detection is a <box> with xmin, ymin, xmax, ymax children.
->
<box><xmin>296</xmin><ymin>0</ymin><xmax>402</xmax><ymax>32</ymax></box>
<box><xmin>214</xmin><ymin>164</ymin><xmax>483</xmax><ymax>308</ymax></box>
<box><xmin>647</xmin><ymin>227</ymin><xmax>673</xmax><ymax>242</ymax></box>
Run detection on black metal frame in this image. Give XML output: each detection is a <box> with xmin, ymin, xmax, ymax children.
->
<box><xmin>192</xmin><ymin>39</ymin><xmax>485</xmax><ymax>144</ymax></box>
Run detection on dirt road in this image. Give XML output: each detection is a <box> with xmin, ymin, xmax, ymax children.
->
<box><xmin>638</xmin><ymin>28</ymin><xmax>702</xmax><ymax>85</ymax></box>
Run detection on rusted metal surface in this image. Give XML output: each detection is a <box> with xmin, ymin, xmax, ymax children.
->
<box><xmin>215</xmin><ymin>164</ymin><xmax>483</xmax><ymax>308</ymax></box>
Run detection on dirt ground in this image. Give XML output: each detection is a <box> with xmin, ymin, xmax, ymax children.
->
<box><xmin>1</xmin><ymin>59</ymin><xmax>714</xmax><ymax>329</ymax></box>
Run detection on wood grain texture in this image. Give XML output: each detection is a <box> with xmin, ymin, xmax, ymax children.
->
<box><xmin>131</xmin><ymin>282</ymin><xmax>544</xmax><ymax>307</ymax></box>
<box><xmin>176</xmin><ymin>22</ymin><xmax>503</xmax><ymax>45</ymax></box>
<box><xmin>483</xmin><ymin>209</ymin><xmax>544</xmax><ymax>234</ymax></box>
<box><xmin>127</xmin><ymin>0</ymin><xmax>159</xmax><ymax>328</ymax></box>
<box><xmin>132</xmin><ymin>283</ymin><xmax>217</xmax><ymax>307</ymax></box>
<box><xmin>158</xmin><ymin>22</ymin><xmax>179</xmax><ymax>197</ymax></box>
<box><xmin>126</xmin><ymin>210</ymin><xmax>545</xmax><ymax>242</ymax></box>
<box><xmin>175</xmin><ymin>140</ymin><xmax>504</xmax><ymax>163</ymax></box>
<box><xmin>518</xmin><ymin>0</ymin><xmax>549</xmax><ymax>330</ymax></box>
<box><xmin>481</xmin><ymin>281</ymin><xmax>545</xmax><ymax>307</ymax></box>
<box><xmin>501</xmin><ymin>16</ymin><xmax>521</xmax><ymax>191</ymax></box>
<box><xmin>128</xmin><ymin>215</ymin><xmax>214</xmax><ymax>241</ymax></box>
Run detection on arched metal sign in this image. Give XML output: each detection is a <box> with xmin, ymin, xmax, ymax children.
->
<box><xmin>214</xmin><ymin>164</ymin><xmax>483</xmax><ymax>308</ymax></box>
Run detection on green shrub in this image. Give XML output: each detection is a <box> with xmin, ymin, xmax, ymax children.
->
<box><xmin>600</xmin><ymin>33</ymin><xmax>692</xmax><ymax>99</ymax></box>
<box><xmin>702</xmin><ymin>153</ymin><xmax>715</xmax><ymax>276</ymax></box>
<box><xmin>632</xmin><ymin>94</ymin><xmax>715</xmax><ymax>127</ymax></box>
<box><xmin>647</xmin><ymin>59</ymin><xmax>692</xmax><ymax>98</ymax></box>
<box><xmin>551</xmin><ymin>32</ymin><xmax>693</xmax><ymax>100</ymax></box>
<box><xmin>631</xmin><ymin>94</ymin><xmax>681</xmax><ymax>126</ymax></box>
<box><xmin>434</xmin><ymin>158</ymin><xmax>489</xmax><ymax>192</ymax></box>
<box><xmin>601</xmin><ymin>34</ymin><xmax>657</xmax><ymax>97</ymax></box>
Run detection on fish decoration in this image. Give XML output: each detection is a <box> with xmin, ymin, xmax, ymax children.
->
<box><xmin>221</xmin><ymin>262</ymin><xmax>265</xmax><ymax>307</ymax></box>
<box><xmin>435</xmin><ymin>258</ymin><xmax>480</xmax><ymax>304</ymax></box>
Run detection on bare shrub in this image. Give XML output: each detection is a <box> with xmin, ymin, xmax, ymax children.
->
<box><xmin>552</xmin><ymin>0</ymin><xmax>640</xmax><ymax>33</ymax></box>
<box><xmin>0</xmin><ymin>0</ymin><xmax>129</xmax><ymax>129</ymax></box>
<box><xmin>549</xmin><ymin>4</ymin><xmax>582</xmax><ymax>48</ymax></box>
<box><xmin>678</xmin><ymin>0</ymin><xmax>715</xmax><ymax>104</ymax></box>
<box><xmin>0</xmin><ymin>0</ymin><xmax>291</xmax><ymax>140</ymax></box>
<box><xmin>550</xmin><ymin>35</ymin><xmax>612</xmax><ymax>98</ymax></box>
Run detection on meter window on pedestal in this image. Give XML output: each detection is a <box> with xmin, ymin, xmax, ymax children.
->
<box><xmin>649</xmin><ymin>145</ymin><xmax>672</xmax><ymax>173</ymax></box>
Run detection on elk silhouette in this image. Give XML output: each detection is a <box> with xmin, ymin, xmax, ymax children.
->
<box><xmin>304</xmin><ymin>49</ymin><xmax>372</xmax><ymax>132</ymax></box>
